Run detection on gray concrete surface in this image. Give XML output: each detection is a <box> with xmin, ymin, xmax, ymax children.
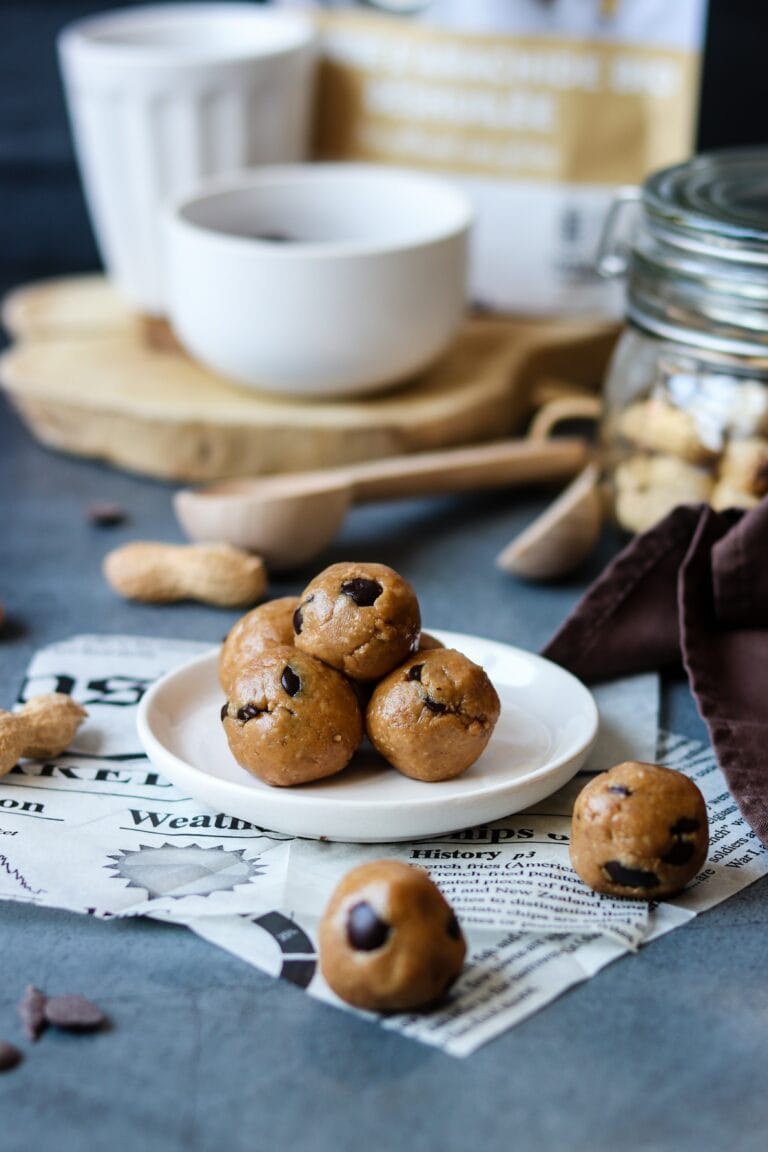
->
<box><xmin>2</xmin><ymin>399</ymin><xmax>766</xmax><ymax>1152</ymax></box>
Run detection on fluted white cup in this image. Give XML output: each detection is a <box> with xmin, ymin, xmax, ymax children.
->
<box><xmin>58</xmin><ymin>3</ymin><xmax>317</xmax><ymax>315</ymax></box>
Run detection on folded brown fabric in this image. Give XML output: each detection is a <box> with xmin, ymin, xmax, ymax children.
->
<box><xmin>542</xmin><ymin>500</ymin><xmax>768</xmax><ymax>846</ymax></box>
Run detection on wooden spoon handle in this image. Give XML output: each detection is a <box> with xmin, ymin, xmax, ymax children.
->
<box><xmin>347</xmin><ymin>437</ymin><xmax>589</xmax><ymax>503</ymax></box>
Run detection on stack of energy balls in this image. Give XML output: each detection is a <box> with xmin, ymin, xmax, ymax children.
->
<box><xmin>219</xmin><ymin>561</ymin><xmax>501</xmax><ymax>788</ymax></box>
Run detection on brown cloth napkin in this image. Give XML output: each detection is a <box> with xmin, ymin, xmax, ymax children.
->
<box><xmin>542</xmin><ymin>500</ymin><xmax>768</xmax><ymax>847</ymax></box>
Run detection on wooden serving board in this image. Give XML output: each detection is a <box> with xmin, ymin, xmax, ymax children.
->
<box><xmin>0</xmin><ymin>276</ymin><xmax>617</xmax><ymax>482</ymax></box>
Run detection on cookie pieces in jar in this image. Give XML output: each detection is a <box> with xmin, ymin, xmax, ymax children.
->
<box><xmin>610</xmin><ymin>383</ymin><xmax>768</xmax><ymax>534</ymax></box>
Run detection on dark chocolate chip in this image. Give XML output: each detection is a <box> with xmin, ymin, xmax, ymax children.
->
<box><xmin>280</xmin><ymin>666</ymin><xmax>301</xmax><ymax>697</ymax></box>
<box><xmin>446</xmin><ymin>913</ymin><xmax>462</xmax><ymax>940</ymax></box>
<box><xmin>608</xmin><ymin>785</ymin><xmax>632</xmax><ymax>796</ymax></box>
<box><xmin>293</xmin><ymin>596</ymin><xmax>313</xmax><ymax>634</ymax></box>
<box><xmin>346</xmin><ymin>901</ymin><xmax>390</xmax><ymax>951</ymax></box>
<box><xmin>0</xmin><ymin>1042</ymin><xmax>22</xmax><ymax>1072</ymax></box>
<box><xmin>670</xmin><ymin>817</ymin><xmax>700</xmax><ymax>835</ymax></box>
<box><xmin>424</xmin><ymin>696</ymin><xmax>447</xmax><ymax>714</ymax></box>
<box><xmin>44</xmin><ymin>994</ymin><xmax>106</xmax><ymax>1032</ymax></box>
<box><xmin>602</xmin><ymin>860</ymin><xmax>660</xmax><ymax>889</ymax></box>
<box><xmin>236</xmin><ymin>704</ymin><xmax>264</xmax><ymax>722</ymax></box>
<box><xmin>252</xmin><ymin>231</ymin><xmax>296</xmax><ymax>243</ymax></box>
<box><xmin>661</xmin><ymin>840</ymin><xmax>696</xmax><ymax>866</ymax></box>
<box><xmin>17</xmin><ymin>984</ymin><xmax>47</xmax><ymax>1041</ymax></box>
<box><xmin>340</xmin><ymin>578</ymin><xmax>383</xmax><ymax>607</ymax></box>
<box><xmin>87</xmin><ymin>502</ymin><xmax>126</xmax><ymax>528</ymax></box>
<box><xmin>406</xmin><ymin>663</ymin><xmax>424</xmax><ymax>682</ymax></box>
<box><xmin>220</xmin><ymin>703</ymin><xmax>229</xmax><ymax>722</ymax></box>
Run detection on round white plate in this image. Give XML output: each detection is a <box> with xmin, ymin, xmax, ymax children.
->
<box><xmin>136</xmin><ymin>629</ymin><xmax>598</xmax><ymax>843</ymax></box>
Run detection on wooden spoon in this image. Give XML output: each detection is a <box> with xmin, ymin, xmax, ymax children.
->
<box><xmin>496</xmin><ymin>464</ymin><xmax>603</xmax><ymax>581</ymax></box>
<box><xmin>174</xmin><ymin>436</ymin><xmax>588</xmax><ymax>570</ymax></box>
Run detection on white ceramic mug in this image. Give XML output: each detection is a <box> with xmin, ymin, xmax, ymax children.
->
<box><xmin>58</xmin><ymin>3</ymin><xmax>317</xmax><ymax>315</ymax></box>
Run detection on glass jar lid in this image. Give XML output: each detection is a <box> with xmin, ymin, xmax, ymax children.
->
<box><xmin>626</xmin><ymin>149</ymin><xmax>768</xmax><ymax>359</ymax></box>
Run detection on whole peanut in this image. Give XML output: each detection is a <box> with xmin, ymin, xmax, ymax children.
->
<box><xmin>0</xmin><ymin>694</ymin><xmax>88</xmax><ymax>777</ymax></box>
<box><xmin>103</xmin><ymin>541</ymin><xmax>267</xmax><ymax>607</ymax></box>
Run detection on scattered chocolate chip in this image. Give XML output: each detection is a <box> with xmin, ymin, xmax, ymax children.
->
<box><xmin>236</xmin><ymin>704</ymin><xmax>264</xmax><ymax>722</ymax></box>
<box><xmin>424</xmin><ymin>696</ymin><xmax>447</xmax><ymax>714</ymax></box>
<box><xmin>346</xmin><ymin>901</ymin><xmax>390</xmax><ymax>951</ymax></box>
<box><xmin>17</xmin><ymin>984</ymin><xmax>47</xmax><ymax>1041</ymax></box>
<box><xmin>661</xmin><ymin>840</ymin><xmax>697</xmax><ymax>866</ymax></box>
<box><xmin>446</xmin><ymin>913</ymin><xmax>462</xmax><ymax>940</ymax></box>
<box><xmin>87</xmin><ymin>502</ymin><xmax>127</xmax><ymax>528</ymax></box>
<box><xmin>406</xmin><ymin>663</ymin><xmax>424</xmax><ymax>682</ymax></box>
<box><xmin>281</xmin><ymin>666</ymin><xmax>301</xmax><ymax>697</ymax></box>
<box><xmin>44</xmin><ymin>994</ymin><xmax>107</xmax><ymax>1032</ymax></box>
<box><xmin>608</xmin><ymin>785</ymin><xmax>632</xmax><ymax>796</ymax></box>
<box><xmin>220</xmin><ymin>703</ymin><xmax>229</xmax><ymax>722</ymax></box>
<box><xmin>603</xmin><ymin>860</ymin><xmax>660</xmax><ymax>889</ymax></box>
<box><xmin>0</xmin><ymin>1042</ymin><xmax>22</xmax><ymax>1072</ymax></box>
<box><xmin>670</xmin><ymin>817</ymin><xmax>700</xmax><ymax>835</ymax></box>
<box><xmin>340</xmin><ymin>578</ymin><xmax>383</xmax><ymax>607</ymax></box>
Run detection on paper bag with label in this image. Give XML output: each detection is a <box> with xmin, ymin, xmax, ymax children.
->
<box><xmin>287</xmin><ymin>0</ymin><xmax>708</xmax><ymax>315</ymax></box>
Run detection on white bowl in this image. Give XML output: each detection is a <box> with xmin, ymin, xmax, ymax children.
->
<box><xmin>164</xmin><ymin>164</ymin><xmax>472</xmax><ymax>397</ymax></box>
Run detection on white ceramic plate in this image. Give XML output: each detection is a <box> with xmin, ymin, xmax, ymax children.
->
<box><xmin>136</xmin><ymin>630</ymin><xmax>598</xmax><ymax>843</ymax></box>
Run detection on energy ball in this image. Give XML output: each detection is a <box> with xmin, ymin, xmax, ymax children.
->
<box><xmin>366</xmin><ymin>649</ymin><xmax>500</xmax><ymax>781</ymax></box>
<box><xmin>293</xmin><ymin>562</ymin><xmax>420</xmax><ymax>682</ymax></box>
<box><xmin>218</xmin><ymin>597</ymin><xmax>300</xmax><ymax>694</ymax></box>
<box><xmin>221</xmin><ymin>645</ymin><xmax>363</xmax><ymax>787</ymax></box>
<box><xmin>418</xmin><ymin>631</ymin><xmax>444</xmax><ymax>651</ymax></box>
<box><xmin>318</xmin><ymin>860</ymin><xmax>466</xmax><ymax>1013</ymax></box>
<box><xmin>570</xmin><ymin>761</ymin><xmax>709</xmax><ymax>900</ymax></box>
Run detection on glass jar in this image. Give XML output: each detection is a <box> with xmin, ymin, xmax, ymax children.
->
<box><xmin>600</xmin><ymin>149</ymin><xmax>768</xmax><ymax>534</ymax></box>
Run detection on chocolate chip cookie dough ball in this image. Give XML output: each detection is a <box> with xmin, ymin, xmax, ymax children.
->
<box><xmin>219</xmin><ymin>597</ymin><xmax>300</xmax><ymax>694</ymax></box>
<box><xmin>221</xmin><ymin>645</ymin><xmax>363</xmax><ymax>787</ymax></box>
<box><xmin>417</xmin><ymin>632</ymin><xmax>444</xmax><ymax>651</ymax></box>
<box><xmin>570</xmin><ymin>761</ymin><xmax>709</xmax><ymax>899</ymax></box>
<box><xmin>366</xmin><ymin>649</ymin><xmax>501</xmax><ymax>781</ymax></box>
<box><xmin>318</xmin><ymin>860</ymin><xmax>466</xmax><ymax>1013</ymax></box>
<box><xmin>293</xmin><ymin>562</ymin><xmax>420</xmax><ymax>682</ymax></box>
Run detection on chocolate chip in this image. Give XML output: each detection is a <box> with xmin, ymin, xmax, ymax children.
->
<box><xmin>87</xmin><ymin>502</ymin><xmax>126</xmax><ymax>528</ymax></box>
<box><xmin>670</xmin><ymin>817</ymin><xmax>700</xmax><ymax>835</ymax></box>
<box><xmin>252</xmin><ymin>231</ymin><xmax>296</xmax><ymax>243</ymax></box>
<box><xmin>406</xmin><ymin>663</ymin><xmax>424</xmax><ymax>682</ymax></box>
<box><xmin>44</xmin><ymin>994</ymin><xmax>106</xmax><ymax>1032</ymax></box>
<box><xmin>661</xmin><ymin>840</ymin><xmax>696</xmax><ymax>866</ymax></box>
<box><xmin>424</xmin><ymin>697</ymin><xmax>447</xmax><ymax>714</ymax></box>
<box><xmin>281</xmin><ymin>666</ymin><xmax>301</xmax><ymax>697</ymax></box>
<box><xmin>236</xmin><ymin>704</ymin><xmax>264</xmax><ymax>722</ymax></box>
<box><xmin>346</xmin><ymin>901</ymin><xmax>390</xmax><ymax>951</ymax></box>
<box><xmin>0</xmin><ymin>1042</ymin><xmax>22</xmax><ymax>1072</ymax></box>
<box><xmin>603</xmin><ymin>860</ymin><xmax>660</xmax><ymax>889</ymax></box>
<box><xmin>220</xmin><ymin>703</ymin><xmax>229</xmax><ymax>722</ymax></box>
<box><xmin>608</xmin><ymin>785</ymin><xmax>632</xmax><ymax>796</ymax></box>
<box><xmin>446</xmin><ymin>913</ymin><xmax>462</xmax><ymax>940</ymax></box>
<box><xmin>340</xmin><ymin>578</ymin><xmax>383</xmax><ymax>607</ymax></box>
<box><xmin>17</xmin><ymin>984</ymin><xmax>47</xmax><ymax>1041</ymax></box>
<box><xmin>293</xmin><ymin>595</ymin><xmax>313</xmax><ymax>635</ymax></box>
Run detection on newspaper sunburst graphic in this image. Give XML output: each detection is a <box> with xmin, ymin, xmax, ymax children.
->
<box><xmin>105</xmin><ymin>843</ymin><xmax>264</xmax><ymax>899</ymax></box>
